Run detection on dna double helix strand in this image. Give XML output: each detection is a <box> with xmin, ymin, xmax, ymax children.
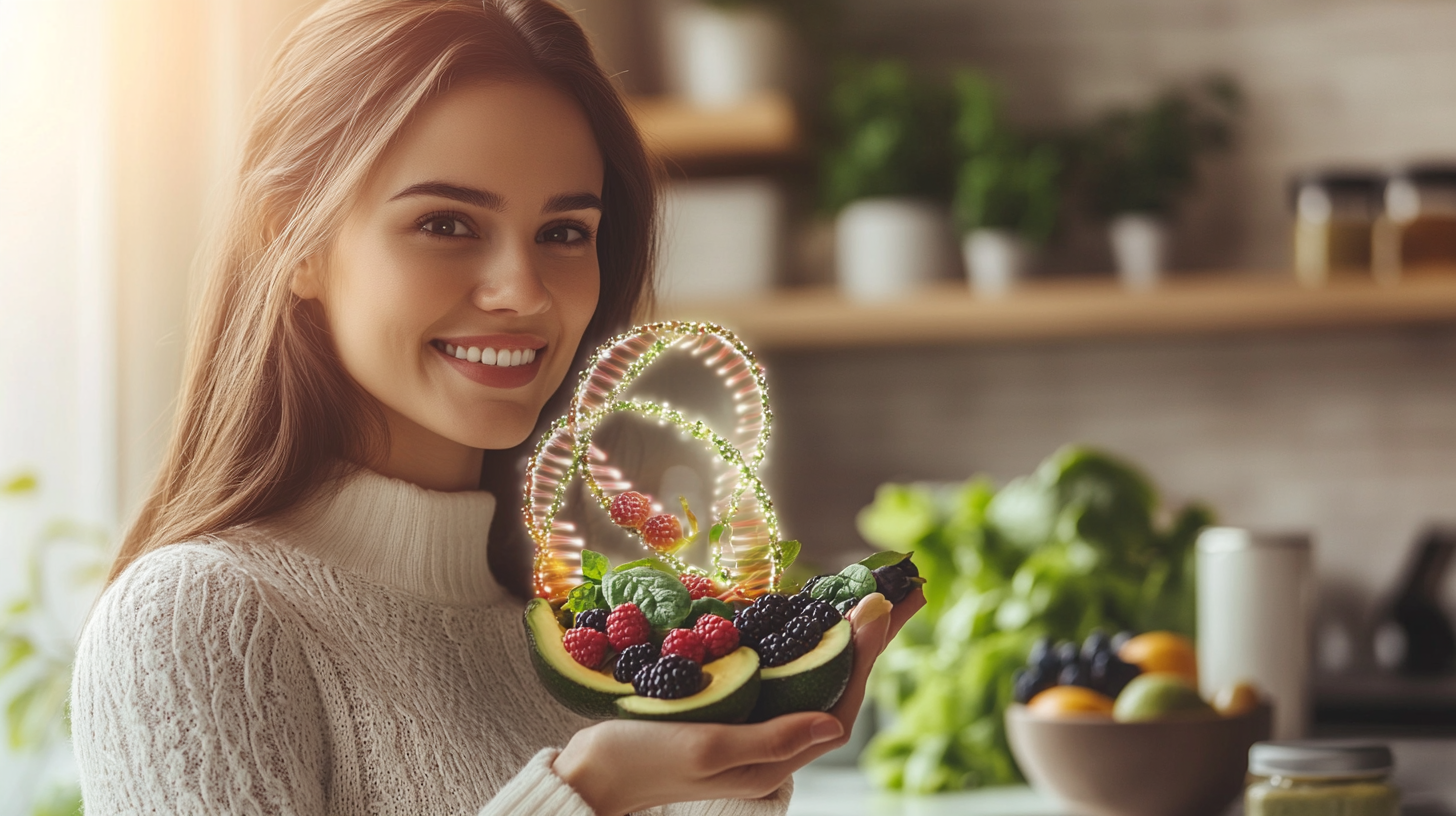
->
<box><xmin>524</xmin><ymin>321</ymin><xmax>788</xmax><ymax>602</ymax></box>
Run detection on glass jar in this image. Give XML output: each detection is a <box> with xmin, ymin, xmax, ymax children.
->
<box><xmin>1245</xmin><ymin>742</ymin><xmax>1399</xmax><ymax>816</ymax></box>
<box><xmin>1290</xmin><ymin>171</ymin><xmax>1382</xmax><ymax>287</ymax></box>
<box><xmin>1374</xmin><ymin>163</ymin><xmax>1456</xmax><ymax>282</ymax></box>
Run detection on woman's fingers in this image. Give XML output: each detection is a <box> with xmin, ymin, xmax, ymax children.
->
<box><xmin>696</xmin><ymin>712</ymin><xmax>843</xmax><ymax>774</ymax></box>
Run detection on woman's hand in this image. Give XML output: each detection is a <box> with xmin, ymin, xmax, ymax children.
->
<box><xmin>553</xmin><ymin>589</ymin><xmax>925</xmax><ymax>816</ymax></box>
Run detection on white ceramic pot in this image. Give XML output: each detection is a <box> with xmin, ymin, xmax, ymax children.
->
<box><xmin>657</xmin><ymin>176</ymin><xmax>784</xmax><ymax>301</ymax></box>
<box><xmin>963</xmin><ymin>229</ymin><xmax>1030</xmax><ymax>298</ymax></box>
<box><xmin>663</xmin><ymin>0</ymin><xmax>788</xmax><ymax>108</ymax></box>
<box><xmin>1109</xmin><ymin>213</ymin><xmax>1170</xmax><ymax>291</ymax></box>
<box><xmin>835</xmin><ymin>198</ymin><xmax>955</xmax><ymax>302</ymax></box>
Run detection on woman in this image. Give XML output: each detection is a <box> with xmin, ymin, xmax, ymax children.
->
<box><xmin>71</xmin><ymin>1</ymin><xmax>921</xmax><ymax>814</ymax></box>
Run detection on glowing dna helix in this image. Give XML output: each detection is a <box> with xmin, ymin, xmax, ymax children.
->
<box><xmin>523</xmin><ymin>321</ymin><xmax>786</xmax><ymax>602</ymax></box>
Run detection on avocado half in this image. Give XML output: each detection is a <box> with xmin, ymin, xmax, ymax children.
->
<box><xmin>616</xmin><ymin>647</ymin><xmax>761</xmax><ymax>723</ymax></box>
<box><xmin>524</xmin><ymin>597</ymin><xmax>634</xmax><ymax>719</ymax></box>
<box><xmin>750</xmin><ymin>619</ymin><xmax>854</xmax><ymax>721</ymax></box>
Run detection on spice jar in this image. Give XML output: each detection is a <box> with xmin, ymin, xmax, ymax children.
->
<box><xmin>1245</xmin><ymin>742</ymin><xmax>1399</xmax><ymax>816</ymax></box>
<box><xmin>1374</xmin><ymin>163</ymin><xmax>1456</xmax><ymax>282</ymax></box>
<box><xmin>1291</xmin><ymin>171</ymin><xmax>1382</xmax><ymax>287</ymax></box>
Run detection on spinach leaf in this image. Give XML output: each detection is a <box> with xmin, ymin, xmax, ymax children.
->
<box><xmin>602</xmin><ymin>567</ymin><xmax>691</xmax><ymax>632</ymax></box>
<box><xmin>581</xmin><ymin>550</ymin><xmax>609</xmax><ymax>583</ymax></box>
<box><xmin>564</xmin><ymin>582</ymin><xmax>605</xmax><ymax>614</ymax></box>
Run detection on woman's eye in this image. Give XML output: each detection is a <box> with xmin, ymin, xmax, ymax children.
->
<box><xmin>419</xmin><ymin>215</ymin><xmax>476</xmax><ymax>238</ymax></box>
<box><xmin>538</xmin><ymin>224</ymin><xmax>590</xmax><ymax>244</ymax></box>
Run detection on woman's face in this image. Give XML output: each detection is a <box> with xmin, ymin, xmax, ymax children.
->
<box><xmin>303</xmin><ymin>80</ymin><xmax>604</xmax><ymax>468</ymax></box>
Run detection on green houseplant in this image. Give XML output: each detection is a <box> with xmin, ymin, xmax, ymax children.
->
<box><xmin>821</xmin><ymin>60</ymin><xmax>956</xmax><ymax>301</ymax></box>
<box><xmin>950</xmin><ymin>71</ymin><xmax>1064</xmax><ymax>296</ymax></box>
<box><xmin>1080</xmin><ymin>76</ymin><xmax>1242</xmax><ymax>288</ymax></box>
<box><xmin>855</xmin><ymin>447</ymin><xmax>1212</xmax><ymax>793</ymax></box>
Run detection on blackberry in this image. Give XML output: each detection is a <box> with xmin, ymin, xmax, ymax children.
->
<box><xmin>633</xmin><ymin>655</ymin><xmax>703</xmax><ymax>699</ymax></box>
<box><xmin>782</xmin><ymin>615</ymin><xmax>825</xmax><ymax>647</ymax></box>
<box><xmin>734</xmin><ymin>597</ymin><xmax>791</xmax><ymax>649</ymax></box>
<box><xmin>574</xmin><ymin>607</ymin><xmax>608</xmax><ymax>633</ymax></box>
<box><xmin>756</xmin><ymin>632</ymin><xmax>811</xmax><ymax>668</ymax></box>
<box><xmin>800</xmin><ymin>600</ymin><xmax>841</xmax><ymax>630</ymax></box>
<box><xmin>613</xmin><ymin>642</ymin><xmax>659</xmax><ymax>684</ymax></box>
<box><xmin>787</xmin><ymin>593</ymin><xmax>814</xmax><ymax>615</ymax></box>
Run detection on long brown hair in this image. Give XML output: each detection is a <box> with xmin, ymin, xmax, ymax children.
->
<box><xmin>111</xmin><ymin>0</ymin><xmax>657</xmax><ymax>596</ymax></box>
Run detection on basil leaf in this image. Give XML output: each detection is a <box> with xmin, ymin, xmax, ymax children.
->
<box><xmin>602</xmin><ymin>567</ymin><xmax>691</xmax><ymax>632</ymax></box>
<box><xmin>858</xmin><ymin>549</ymin><xmax>912</xmax><ymax>571</ymax></box>
<box><xmin>777</xmin><ymin>540</ymin><xmax>802</xmax><ymax>571</ymax></box>
<box><xmin>564</xmin><ymin>582</ymin><xmax>606</xmax><ymax>614</ymax></box>
<box><xmin>684</xmin><ymin>597</ymin><xmax>734</xmax><ymax>627</ymax></box>
<box><xmin>580</xmin><ymin>550</ymin><xmax>609</xmax><ymax>583</ymax></box>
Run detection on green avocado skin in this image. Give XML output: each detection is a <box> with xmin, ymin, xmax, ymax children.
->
<box><xmin>749</xmin><ymin>639</ymin><xmax>855</xmax><ymax>722</ymax></box>
<box><xmin>616</xmin><ymin>671</ymin><xmax>761</xmax><ymax>724</ymax></box>
<box><xmin>524</xmin><ymin>607</ymin><xmax>625</xmax><ymax>720</ymax></box>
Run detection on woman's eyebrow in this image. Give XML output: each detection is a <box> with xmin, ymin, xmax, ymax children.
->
<box><xmin>543</xmin><ymin>192</ymin><xmax>603</xmax><ymax>214</ymax></box>
<box><xmin>390</xmin><ymin>181</ymin><xmax>504</xmax><ymax>210</ymax></box>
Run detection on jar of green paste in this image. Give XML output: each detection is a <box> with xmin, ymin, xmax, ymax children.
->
<box><xmin>1245</xmin><ymin>742</ymin><xmax>1399</xmax><ymax>816</ymax></box>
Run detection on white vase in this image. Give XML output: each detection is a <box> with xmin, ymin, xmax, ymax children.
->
<box><xmin>835</xmin><ymin>198</ymin><xmax>955</xmax><ymax>302</ymax></box>
<box><xmin>663</xmin><ymin>1</ymin><xmax>788</xmax><ymax>109</ymax></box>
<box><xmin>1109</xmin><ymin>213</ymin><xmax>1170</xmax><ymax>291</ymax></box>
<box><xmin>963</xmin><ymin>229</ymin><xmax>1030</xmax><ymax>298</ymax></box>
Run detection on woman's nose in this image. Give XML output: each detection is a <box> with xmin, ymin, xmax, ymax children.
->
<box><xmin>471</xmin><ymin>239</ymin><xmax>551</xmax><ymax>316</ymax></box>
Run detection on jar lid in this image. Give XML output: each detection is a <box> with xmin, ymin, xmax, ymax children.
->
<box><xmin>1249</xmin><ymin>742</ymin><xmax>1393</xmax><ymax>778</ymax></box>
<box><xmin>1394</xmin><ymin>163</ymin><xmax>1456</xmax><ymax>188</ymax></box>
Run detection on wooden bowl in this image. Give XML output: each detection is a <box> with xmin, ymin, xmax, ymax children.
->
<box><xmin>1005</xmin><ymin>703</ymin><xmax>1272</xmax><ymax>816</ymax></box>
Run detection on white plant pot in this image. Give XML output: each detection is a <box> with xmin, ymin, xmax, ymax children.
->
<box><xmin>963</xmin><ymin>229</ymin><xmax>1030</xmax><ymax>298</ymax></box>
<box><xmin>1109</xmin><ymin>213</ymin><xmax>1170</xmax><ymax>291</ymax></box>
<box><xmin>835</xmin><ymin>198</ymin><xmax>955</xmax><ymax>302</ymax></box>
<box><xmin>663</xmin><ymin>1</ymin><xmax>788</xmax><ymax>108</ymax></box>
<box><xmin>657</xmin><ymin>176</ymin><xmax>784</xmax><ymax>301</ymax></box>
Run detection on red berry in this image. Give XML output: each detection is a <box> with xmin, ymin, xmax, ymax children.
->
<box><xmin>563</xmin><ymin>627</ymin><xmax>609</xmax><ymax>669</ymax></box>
<box><xmin>641</xmin><ymin>514</ymin><xmax>683</xmax><ymax>551</ymax></box>
<box><xmin>609</xmin><ymin>491</ymin><xmax>652</xmax><ymax>529</ymax></box>
<box><xmin>606</xmin><ymin>602</ymin><xmax>651</xmax><ymax>651</ymax></box>
<box><xmin>694</xmin><ymin>614</ymin><xmax>740</xmax><ymax>661</ymax></box>
<box><xmin>661</xmin><ymin>628</ymin><xmax>707</xmax><ymax>664</ymax></box>
<box><xmin>679</xmin><ymin>573</ymin><xmax>713</xmax><ymax>600</ymax></box>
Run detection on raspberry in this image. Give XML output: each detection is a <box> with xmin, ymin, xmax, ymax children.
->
<box><xmin>756</xmin><ymin>631</ymin><xmax>810</xmax><ymax>668</ymax></box>
<box><xmin>613</xmin><ymin>642</ymin><xmax>659</xmax><ymax>684</ymax></box>
<box><xmin>694</xmin><ymin>614</ymin><xmax>740</xmax><ymax>661</ymax></box>
<box><xmin>606</xmin><ymin>602</ymin><xmax>651</xmax><ymax>651</ymax></box>
<box><xmin>609</xmin><ymin>491</ymin><xmax>652</xmax><ymax>529</ymax></box>
<box><xmin>634</xmin><ymin>655</ymin><xmax>703</xmax><ymax>699</ymax></box>
<box><xmin>641</xmin><ymin>514</ymin><xmax>683</xmax><ymax>551</ymax></box>
<box><xmin>661</xmin><ymin>628</ymin><xmax>707</xmax><ymax>664</ymax></box>
<box><xmin>562</xmin><ymin>627</ymin><xmax>609</xmax><ymax>669</ymax></box>
<box><xmin>679</xmin><ymin>573</ymin><xmax>713</xmax><ymax>600</ymax></box>
<box><xmin>573</xmin><ymin>607</ymin><xmax>608</xmax><ymax>632</ymax></box>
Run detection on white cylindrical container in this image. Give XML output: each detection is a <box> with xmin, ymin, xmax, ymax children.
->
<box><xmin>1109</xmin><ymin>213</ymin><xmax>1169</xmax><ymax>291</ymax></box>
<box><xmin>963</xmin><ymin>228</ymin><xmax>1029</xmax><ymax>298</ymax></box>
<box><xmin>663</xmin><ymin>1</ymin><xmax>788</xmax><ymax>109</ymax></box>
<box><xmin>835</xmin><ymin>197</ymin><xmax>954</xmax><ymax>302</ymax></box>
<box><xmin>1196</xmin><ymin>527</ymin><xmax>1314</xmax><ymax>740</ymax></box>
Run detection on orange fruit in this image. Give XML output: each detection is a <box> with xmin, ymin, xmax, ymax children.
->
<box><xmin>1027</xmin><ymin>685</ymin><xmax>1115</xmax><ymax>718</ymax></box>
<box><xmin>1117</xmin><ymin>631</ymin><xmax>1198</xmax><ymax>687</ymax></box>
<box><xmin>1211</xmin><ymin>681</ymin><xmax>1261</xmax><ymax>717</ymax></box>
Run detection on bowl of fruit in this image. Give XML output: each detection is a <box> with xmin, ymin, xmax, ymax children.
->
<box><xmin>1005</xmin><ymin>631</ymin><xmax>1271</xmax><ymax>816</ymax></box>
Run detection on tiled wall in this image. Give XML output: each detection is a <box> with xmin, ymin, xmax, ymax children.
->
<box><xmin>841</xmin><ymin>0</ymin><xmax>1456</xmax><ymax>272</ymax></box>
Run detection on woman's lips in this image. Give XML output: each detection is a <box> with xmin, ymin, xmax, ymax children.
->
<box><xmin>431</xmin><ymin>339</ymin><xmax>544</xmax><ymax>389</ymax></box>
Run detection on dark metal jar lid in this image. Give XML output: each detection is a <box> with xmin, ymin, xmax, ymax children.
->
<box><xmin>1249</xmin><ymin>742</ymin><xmax>1393</xmax><ymax>778</ymax></box>
<box><xmin>1288</xmin><ymin>170</ymin><xmax>1384</xmax><ymax>211</ymax></box>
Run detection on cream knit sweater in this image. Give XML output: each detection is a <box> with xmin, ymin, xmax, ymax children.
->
<box><xmin>71</xmin><ymin>468</ymin><xmax>792</xmax><ymax>815</ymax></box>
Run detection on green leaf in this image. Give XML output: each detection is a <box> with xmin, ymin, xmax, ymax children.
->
<box><xmin>708</xmin><ymin>524</ymin><xmax>726</xmax><ymax>546</ymax></box>
<box><xmin>564</xmin><ymin>583</ymin><xmax>605</xmax><ymax>615</ymax></box>
<box><xmin>602</xmin><ymin>567</ymin><xmax>691</xmax><ymax>632</ymax></box>
<box><xmin>2</xmin><ymin>472</ymin><xmax>37</xmax><ymax>495</ymax></box>
<box><xmin>580</xmin><ymin>550</ymin><xmax>609</xmax><ymax>583</ymax></box>
<box><xmin>777</xmin><ymin>540</ymin><xmax>801</xmax><ymax>571</ymax></box>
<box><xmin>685</xmin><ymin>597</ymin><xmax>734</xmax><ymax>627</ymax></box>
<box><xmin>858</xmin><ymin>550</ymin><xmax>912</xmax><ymax>570</ymax></box>
<box><xmin>0</xmin><ymin>636</ymin><xmax>35</xmax><ymax>676</ymax></box>
<box><xmin>611</xmin><ymin>558</ymin><xmax>677</xmax><ymax>576</ymax></box>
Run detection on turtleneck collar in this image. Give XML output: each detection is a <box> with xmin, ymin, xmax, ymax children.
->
<box><xmin>276</xmin><ymin>467</ymin><xmax>504</xmax><ymax>605</ymax></box>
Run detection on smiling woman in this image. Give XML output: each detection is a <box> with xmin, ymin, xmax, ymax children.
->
<box><xmin>65</xmin><ymin>1</ymin><xmax>897</xmax><ymax>815</ymax></box>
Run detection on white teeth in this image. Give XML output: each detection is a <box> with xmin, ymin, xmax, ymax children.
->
<box><xmin>524</xmin><ymin>348</ymin><xmax>536</xmax><ymax>364</ymax></box>
<box><xmin>439</xmin><ymin>342</ymin><xmax>539</xmax><ymax>367</ymax></box>
<box><xmin>508</xmin><ymin>349</ymin><xmax>521</xmax><ymax>366</ymax></box>
<box><xmin>445</xmin><ymin>344</ymin><xmax>456</xmax><ymax>355</ymax></box>
<box><xmin>454</xmin><ymin>345</ymin><xmax>467</xmax><ymax>360</ymax></box>
<box><xmin>466</xmin><ymin>346</ymin><xmax>481</xmax><ymax>363</ymax></box>
<box><xmin>480</xmin><ymin>347</ymin><xmax>497</xmax><ymax>365</ymax></box>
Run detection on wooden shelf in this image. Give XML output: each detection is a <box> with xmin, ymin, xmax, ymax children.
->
<box><xmin>656</xmin><ymin>275</ymin><xmax>1456</xmax><ymax>350</ymax></box>
<box><xmin>628</xmin><ymin>93</ymin><xmax>798</xmax><ymax>165</ymax></box>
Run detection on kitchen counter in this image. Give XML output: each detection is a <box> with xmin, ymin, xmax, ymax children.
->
<box><xmin>788</xmin><ymin>740</ymin><xmax>1456</xmax><ymax>816</ymax></box>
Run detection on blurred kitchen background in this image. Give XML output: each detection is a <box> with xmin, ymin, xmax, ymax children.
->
<box><xmin>6</xmin><ymin>0</ymin><xmax>1456</xmax><ymax>812</ymax></box>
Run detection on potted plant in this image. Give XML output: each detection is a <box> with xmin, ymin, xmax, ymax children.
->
<box><xmin>951</xmin><ymin>71</ymin><xmax>1063</xmax><ymax>297</ymax></box>
<box><xmin>662</xmin><ymin>0</ymin><xmax>833</xmax><ymax>108</ymax></box>
<box><xmin>821</xmin><ymin>60</ymin><xmax>955</xmax><ymax>301</ymax></box>
<box><xmin>1081</xmin><ymin>76</ymin><xmax>1241</xmax><ymax>290</ymax></box>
